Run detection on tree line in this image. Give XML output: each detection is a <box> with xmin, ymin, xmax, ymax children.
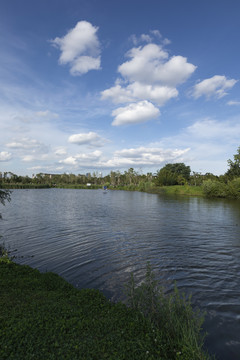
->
<box><xmin>1</xmin><ymin>146</ymin><xmax>240</xmax><ymax>198</ymax></box>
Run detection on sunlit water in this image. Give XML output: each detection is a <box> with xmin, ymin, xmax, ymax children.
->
<box><xmin>1</xmin><ymin>189</ymin><xmax>240</xmax><ymax>359</ymax></box>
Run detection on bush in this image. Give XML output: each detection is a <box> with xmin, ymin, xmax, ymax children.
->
<box><xmin>125</xmin><ymin>263</ymin><xmax>211</xmax><ymax>360</ymax></box>
<box><xmin>226</xmin><ymin>177</ymin><xmax>240</xmax><ymax>199</ymax></box>
<box><xmin>202</xmin><ymin>178</ymin><xmax>240</xmax><ymax>199</ymax></box>
<box><xmin>202</xmin><ymin>180</ymin><xmax>227</xmax><ymax>198</ymax></box>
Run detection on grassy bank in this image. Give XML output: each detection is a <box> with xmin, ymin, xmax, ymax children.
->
<box><xmin>55</xmin><ymin>184</ymin><xmax>102</xmax><ymax>189</ymax></box>
<box><xmin>0</xmin><ymin>260</ymin><xmax>212</xmax><ymax>360</ymax></box>
<box><xmin>160</xmin><ymin>185</ymin><xmax>203</xmax><ymax>196</ymax></box>
<box><xmin>109</xmin><ymin>184</ymin><xmax>204</xmax><ymax>197</ymax></box>
<box><xmin>0</xmin><ymin>182</ymin><xmax>204</xmax><ymax>196</ymax></box>
<box><xmin>0</xmin><ymin>183</ymin><xmax>51</xmax><ymax>189</ymax></box>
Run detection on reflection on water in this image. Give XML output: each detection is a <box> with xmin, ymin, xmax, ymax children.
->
<box><xmin>1</xmin><ymin>189</ymin><xmax>240</xmax><ymax>359</ymax></box>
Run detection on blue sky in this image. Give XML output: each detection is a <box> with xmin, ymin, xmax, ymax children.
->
<box><xmin>1</xmin><ymin>0</ymin><xmax>240</xmax><ymax>176</ymax></box>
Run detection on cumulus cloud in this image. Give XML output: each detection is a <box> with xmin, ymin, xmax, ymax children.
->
<box><xmin>118</xmin><ymin>44</ymin><xmax>196</xmax><ymax>86</ymax></box>
<box><xmin>127</xmin><ymin>82</ymin><xmax>178</xmax><ymax>105</ymax></box>
<box><xmin>69</xmin><ymin>56</ymin><xmax>100</xmax><ymax>75</ymax></box>
<box><xmin>112</xmin><ymin>101</ymin><xmax>160</xmax><ymax>126</ymax></box>
<box><xmin>51</xmin><ymin>21</ymin><xmax>101</xmax><ymax>75</ymax></box>
<box><xmin>6</xmin><ymin>137</ymin><xmax>47</xmax><ymax>151</ymax></box>
<box><xmin>102</xmin><ymin>146</ymin><xmax>190</xmax><ymax>168</ymax></box>
<box><xmin>0</xmin><ymin>151</ymin><xmax>12</xmax><ymax>161</ymax></box>
<box><xmin>68</xmin><ymin>131</ymin><xmax>107</xmax><ymax>147</ymax></box>
<box><xmin>59</xmin><ymin>150</ymin><xmax>102</xmax><ymax>167</ymax></box>
<box><xmin>59</xmin><ymin>156</ymin><xmax>77</xmax><ymax>166</ymax></box>
<box><xmin>76</xmin><ymin>150</ymin><xmax>102</xmax><ymax>161</ymax></box>
<box><xmin>192</xmin><ymin>75</ymin><xmax>237</xmax><ymax>99</ymax></box>
<box><xmin>102</xmin><ymin>82</ymin><xmax>178</xmax><ymax>106</ymax></box>
<box><xmin>102</xmin><ymin>40</ymin><xmax>196</xmax><ymax>125</ymax></box>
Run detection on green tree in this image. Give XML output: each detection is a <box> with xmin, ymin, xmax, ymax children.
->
<box><xmin>226</xmin><ymin>146</ymin><xmax>240</xmax><ymax>179</ymax></box>
<box><xmin>155</xmin><ymin>163</ymin><xmax>191</xmax><ymax>186</ymax></box>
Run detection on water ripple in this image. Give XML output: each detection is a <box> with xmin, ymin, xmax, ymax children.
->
<box><xmin>1</xmin><ymin>189</ymin><xmax>240</xmax><ymax>359</ymax></box>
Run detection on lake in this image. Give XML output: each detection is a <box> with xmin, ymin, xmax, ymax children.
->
<box><xmin>1</xmin><ymin>189</ymin><xmax>240</xmax><ymax>359</ymax></box>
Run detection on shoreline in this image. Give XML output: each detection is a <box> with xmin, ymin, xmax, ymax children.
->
<box><xmin>0</xmin><ymin>260</ymin><xmax>212</xmax><ymax>359</ymax></box>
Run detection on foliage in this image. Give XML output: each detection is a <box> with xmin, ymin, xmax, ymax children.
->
<box><xmin>225</xmin><ymin>146</ymin><xmax>240</xmax><ymax>179</ymax></box>
<box><xmin>0</xmin><ymin>243</ymin><xmax>11</xmax><ymax>263</ymax></box>
<box><xmin>202</xmin><ymin>178</ymin><xmax>240</xmax><ymax>199</ymax></box>
<box><xmin>0</xmin><ymin>189</ymin><xmax>11</xmax><ymax>219</ymax></box>
<box><xmin>0</xmin><ymin>243</ymin><xmax>17</xmax><ymax>263</ymax></box>
<box><xmin>155</xmin><ymin>168</ymin><xmax>179</xmax><ymax>186</ymax></box>
<box><xmin>0</xmin><ymin>189</ymin><xmax>11</xmax><ymax>206</ymax></box>
<box><xmin>202</xmin><ymin>180</ymin><xmax>228</xmax><ymax>198</ymax></box>
<box><xmin>155</xmin><ymin>163</ymin><xmax>191</xmax><ymax>186</ymax></box>
<box><xmin>162</xmin><ymin>185</ymin><xmax>203</xmax><ymax>196</ymax></box>
<box><xmin>125</xmin><ymin>263</ymin><xmax>211</xmax><ymax>360</ymax></box>
<box><xmin>0</xmin><ymin>261</ymin><xmax>213</xmax><ymax>359</ymax></box>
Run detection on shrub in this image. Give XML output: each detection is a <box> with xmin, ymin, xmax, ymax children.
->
<box><xmin>125</xmin><ymin>263</ymin><xmax>211</xmax><ymax>360</ymax></box>
<box><xmin>202</xmin><ymin>180</ymin><xmax>227</xmax><ymax>198</ymax></box>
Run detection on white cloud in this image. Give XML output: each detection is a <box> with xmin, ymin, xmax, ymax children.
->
<box><xmin>55</xmin><ymin>148</ymin><xmax>67</xmax><ymax>156</ymax></box>
<box><xmin>101</xmin><ymin>146</ymin><xmax>190</xmax><ymax>168</ymax></box>
<box><xmin>102</xmin><ymin>82</ymin><xmax>178</xmax><ymax>106</ymax></box>
<box><xmin>128</xmin><ymin>82</ymin><xmax>178</xmax><ymax>105</ymax></box>
<box><xmin>227</xmin><ymin>100</ymin><xmax>240</xmax><ymax>106</ymax></box>
<box><xmin>70</xmin><ymin>56</ymin><xmax>101</xmax><ymax>76</ymax></box>
<box><xmin>102</xmin><ymin>41</ymin><xmax>196</xmax><ymax>124</ymax></box>
<box><xmin>51</xmin><ymin>21</ymin><xmax>101</xmax><ymax>75</ymax></box>
<box><xmin>28</xmin><ymin>166</ymin><xmax>43</xmax><ymax>171</ymax></box>
<box><xmin>118</xmin><ymin>44</ymin><xmax>196</xmax><ymax>86</ymax></box>
<box><xmin>186</xmin><ymin>118</ymin><xmax>240</xmax><ymax>140</ymax></box>
<box><xmin>21</xmin><ymin>155</ymin><xmax>35</xmax><ymax>162</ymax></box>
<box><xmin>60</xmin><ymin>156</ymin><xmax>77</xmax><ymax>166</ymax></box>
<box><xmin>150</xmin><ymin>30</ymin><xmax>162</xmax><ymax>38</ymax></box>
<box><xmin>21</xmin><ymin>154</ymin><xmax>49</xmax><ymax>162</ymax></box>
<box><xmin>28</xmin><ymin>165</ymin><xmax>64</xmax><ymax>172</ymax></box>
<box><xmin>140</xmin><ymin>34</ymin><xmax>152</xmax><ymax>43</ymax></box>
<box><xmin>6</xmin><ymin>137</ymin><xmax>47</xmax><ymax>151</ymax></box>
<box><xmin>151</xmin><ymin>117</ymin><xmax>240</xmax><ymax>175</ymax></box>
<box><xmin>0</xmin><ymin>151</ymin><xmax>12</xmax><ymax>161</ymax></box>
<box><xmin>101</xmin><ymin>84</ymin><xmax>135</xmax><ymax>104</ymax></box>
<box><xmin>130</xmin><ymin>30</ymin><xmax>169</xmax><ymax>46</ymax></box>
<box><xmin>76</xmin><ymin>150</ymin><xmax>102</xmax><ymax>161</ymax></box>
<box><xmin>68</xmin><ymin>131</ymin><xmax>107</xmax><ymax>147</ymax></box>
<box><xmin>112</xmin><ymin>101</ymin><xmax>160</xmax><ymax>126</ymax></box>
<box><xmin>59</xmin><ymin>150</ymin><xmax>102</xmax><ymax>167</ymax></box>
<box><xmin>192</xmin><ymin>75</ymin><xmax>237</xmax><ymax>99</ymax></box>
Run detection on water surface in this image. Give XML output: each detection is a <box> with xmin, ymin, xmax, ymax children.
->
<box><xmin>1</xmin><ymin>189</ymin><xmax>240</xmax><ymax>359</ymax></box>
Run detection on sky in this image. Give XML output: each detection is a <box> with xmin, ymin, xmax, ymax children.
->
<box><xmin>1</xmin><ymin>0</ymin><xmax>240</xmax><ymax>176</ymax></box>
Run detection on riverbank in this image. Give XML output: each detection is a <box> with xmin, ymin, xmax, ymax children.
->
<box><xmin>0</xmin><ymin>182</ymin><xmax>204</xmax><ymax>195</ymax></box>
<box><xmin>0</xmin><ymin>260</ymin><xmax>212</xmax><ymax>360</ymax></box>
<box><xmin>108</xmin><ymin>184</ymin><xmax>204</xmax><ymax>197</ymax></box>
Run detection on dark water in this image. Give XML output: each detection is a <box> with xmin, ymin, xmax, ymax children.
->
<box><xmin>1</xmin><ymin>189</ymin><xmax>240</xmax><ymax>359</ymax></box>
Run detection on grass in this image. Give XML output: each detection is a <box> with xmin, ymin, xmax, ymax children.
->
<box><xmin>0</xmin><ymin>183</ymin><xmax>50</xmax><ymax>189</ymax></box>
<box><xmin>0</xmin><ymin>256</ymin><xmax>213</xmax><ymax>360</ymax></box>
<box><xmin>161</xmin><ymin>185</ymin><xmax>203</xmax><ymax>196</ymax></box>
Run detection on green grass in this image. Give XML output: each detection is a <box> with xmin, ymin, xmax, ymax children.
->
<box><xmin>0</xmin><ymin>259</ymin><xmax>212</xmax><ymax>360</ymax></box>
<box><xmin>55</xmin><ymin>184</ymin><xmax>102</xmax><ymax>189</ymax></box>
<box><xmin>161</xmin><ymin>185</ymin><xmax>203</xmax><ymax>196</ymax></box>
<box><xmin>0</xmin><ymin>183</ymin><xmax>50</xmax><ymax>189</ymax></box>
